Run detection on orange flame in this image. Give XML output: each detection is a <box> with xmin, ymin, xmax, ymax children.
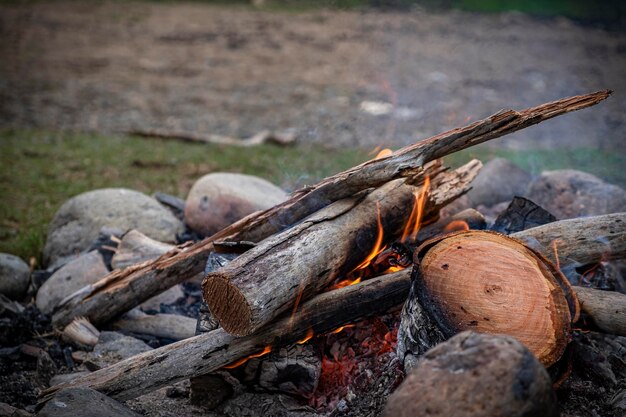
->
<box><xmin>443</xmin><ymin>219</ymin><xmax>470</xmax><ymax>233</ymax></box>
<box><xmin>289</xmin><ymin>281</ymin><xmax>307</xmax><ymax>330</ymax></box>
<box><xmin>223</xmin><ymin>345</ymin><xmax>272</xmax><ymax>369</ymax></box>
<box><xmin>329</xmin><ymin>324</ymin><xmax>355</xmax><ymax>335</ymax></box>
<box><xmin>401</xmin><ymin>176</ymin><xmax>430</xmax><ymax>243</ymax></box>
<box><xmin>297</xmin><ymin>328</ymin><xmax>315</xmax><ymax>345</ymax></box>
<box><xmin>333</xmin><ymin>277</ymin><xmax>362</xmax><ymax>289</ymax></box>
<box><xmin>354</xmin><ymin>202</ymin><xmax>385</xmax><ymax>271</ymax></box>
<box><xmin>374</xmin><ymin>148</ymin><xmax>393</xmax><ymax>159</ymax></box>
<box><xmin>552</xmin><ymin>239</ymin><xmax>561</xmax><ymax>271</ymax></box>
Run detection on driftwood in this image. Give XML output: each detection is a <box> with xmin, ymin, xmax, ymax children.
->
<box><xmin>41</xmin><ymin>271</ymin><xmax>411</xmax><ymax>402</ymax></box>
<box><xmin>203</xmin><ymin>161</ymin><xmax>480</xmax><ymax>336</ymax></box>
<box><xmin>111</xmin><ymin>230</ymin><xmax>175</xmax><ymax>270</ymax></box>
<box><xmin>128</xmin><ymin>129</ymin><xmax>296</xmax><ymax>147</ymax></box>
<box><xmin>51</xmin><ymin>91</ymin><xmax>610</xmax><ymax>329</ymax></box>
<box><xmin>111</xmin><ymin>310</ymin><xmax>197</xmax><ymax>341</ymax></box>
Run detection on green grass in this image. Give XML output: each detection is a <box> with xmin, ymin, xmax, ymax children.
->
<box><xmin>1</xmin><ymin>129</ymin><xmax>624</xmax><ymax>264</ymax></box>
<box><xmin>0</xmin><ymin>129</ymin><xmax>368</xmax><ymax>263</ymax></box>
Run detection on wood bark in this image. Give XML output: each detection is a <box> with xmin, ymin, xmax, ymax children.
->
<box><xmin>203</xmin><ymin>161</ymin><xmax>480</xmax><ymax>336</ymax></box>
<box><xmin>51</xmin><ymin>91</ymin><xmax>610</xmax><ymax>329</ymax></box>
<box><xmin>398</xmin><ymin>231</ymin><xmax>577</xmax><ymax>372</ymax></box>
<box><xmin>41</xmin><ymin>271</ymin><xmax>411</xmax><ymax>402</ymax></box>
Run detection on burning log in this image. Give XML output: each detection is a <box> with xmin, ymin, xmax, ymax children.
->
<box><xmin>41</xmin><ymin>271</ymin><xmax>411</xmax><ymax>402</ymax></box>
<box><xmin>397</xmin><ymin>231</ymin><xmax>579</xmax><ymax>372</ymax></box>
<box><xmin>50</xmin><ymin>91</ymin><xmax>610</xmax><ymax>330</ymax></box>
<box><xmin>203</xmin><ymin>161</ymin><xmax>480</xmax><ymax>336</ymax></box>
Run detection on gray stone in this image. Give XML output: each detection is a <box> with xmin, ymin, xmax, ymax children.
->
<box><xmin>0</xmin><ymin>402</ymin><xmax>32</xmax><ymax>417</ymax></box>
<box><xmin>526</xmin><ymin>170</ymin><xmax>626</xmax><ymax>219</ymax></box>
<box><xmin>384</xmin><ymin>331</ymin><xmax>558</xmax><ymax>417</ymax></box>
<box><xmin>36</xmin><ymin>387</ymin><xmax>140</xmax><ymax>417</ymax></box>
<box><xmin>184</xmin><ymin>173</ymin><xmax>287</xmax><ymax>236</ymax></box>
<box><xmin>86</xmin><ymin>331</ymin><xmax>152</xmax><ymax>369</ymax></box>
<box><xmin>36</xmin><ymin>251</ymin><xmax>109</xmax><ymax>314</ymax></box>
<box><xmin>43</xmin><ymin>188</ymin><xmax>184</xmax><ymax>266</ymax></box>
<box><xmin>140</xmin><ymin>284</ymin><xmax>184</xmax><ymax>312</ymax></box>
<box><xmin>0</xmin><ymin>253</ymin><xmax>30</xmax><ymax>300</ymax></box>
<box><xmin>466</xmin><ymin>158</ymin><xmax>532</xmax><ymax>207</ymax></box>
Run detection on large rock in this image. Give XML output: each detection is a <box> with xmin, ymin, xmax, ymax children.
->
<box><xmin>43</xmin><ymin>189</ymin><xmax>184</xmax><ymax>266</ymax></box>
<box><xmin>36</xmin><ymin>251</ymin><xmax>109</xmax><ymax>314</ymax></box>
<box><xmin>37</xmin><ymin>387</ymin><xmax>140</xmax><ymax>417</ymax></box>
<box><xmin>526</xmin><ymin>170</ymin><xmax>626</xmax><ymax>219</ymax></box>
<box><xmin>384</xmin><ymin>331</ymin><xmax>558</xmax><ymax>417</ymax></box>
<box><xmin>0</xmin><ymin>253</ymin><xmax>30</xmax><ymax>300</ymax></box>
<box><xmin>184</xmin><ymin>173</ymin><xmax>288</xmax><ymax>236</ymax></box>
<box><xmin>466</xmin><ymin>158</ymin><xmax>532</xmax><ymax>207</ymax></box>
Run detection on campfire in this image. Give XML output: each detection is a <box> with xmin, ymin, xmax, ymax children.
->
<box><xmin>3</xmin><ymin>91</ymin><xmax>625</xmax><ymax>417</ymax></box>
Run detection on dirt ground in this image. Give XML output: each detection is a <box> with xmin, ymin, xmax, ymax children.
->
<box><xmin>0</xmin><ymin>1</ymin><xmax>625</xmax><ymax>151</ymax></box>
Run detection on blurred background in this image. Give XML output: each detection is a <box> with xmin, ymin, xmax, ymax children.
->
<box><xmin>1</xmin><ymin>0</ymin><xmax>625</xmax><ymax>260</ymax></box>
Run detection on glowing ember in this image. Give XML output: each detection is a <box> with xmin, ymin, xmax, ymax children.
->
<box><xmin>400</xmin><ymin>176</ymin><xmax>430</xmax><ymax>243</ymax></box>
<box><xmin>223</xmin><ymin>345</ymin><xmax>272</xmax><ymax>369</ymax></box>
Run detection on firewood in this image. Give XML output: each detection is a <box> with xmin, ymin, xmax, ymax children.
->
<box><xmin>203</xmin><ymin>161</ymin><xmax>480</xmax><ymax>336</ymax></box>
<box><xmin>41</xmin><ymin>271</ymin><xmax>411</xmax><ymax>402</ymax></box>
<box><xmin>51</xmin><ymin>91</ymin><xmax>610</xmax><ymax>330</ymax></box>
<box><xmin>385</xmin><ymin>332</ymin><xmax>558</xmax><ymax>417</ymax></box>
<box><xmin>575</xmin><ymin>287</ymin><xmax>626</xmax><ymax>336</ymax></box>
<box><xmin>397</xmin><ymin>231</ymin><xmax>578</xmax><ymax>372</ymax></box>
<box><xmin>110</xmin><ymin>230</ymin><xmax>175</xmax><ymax>270</ymax></box>
<box><xmin>512</xmin><ymin>212</ymin><xmax>626</xmax><ymax>265</ymax></box>
<box><xmin>111</xmin><ymin>311</ymin><xmax>197</xmax><ymax>341</ymax></box>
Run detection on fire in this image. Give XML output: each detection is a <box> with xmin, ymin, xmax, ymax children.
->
<box><xmin>354</xmin><ymin>202</ymin><xmax>385</xmax><ymax>272</ymax></box>
<box><xmin>329</xmin><ymin>324</ymin><xmax>355</xmax><ymax>335</ymax></box>
<box><xmin>297</xmin><ymin>328</ymin><xmax>315</xmax><ymax>345</ymax></box>
<box><xmin>401</xmin><ymin>176</ymin><xmax>430</xmax><ymax>243</ymax></box>
<box><xmin>332</xmin><ymin>277</ymin><xmax>361</xmax><ymax>289</ymax></box>
<box><xmin>552</xmin><ymin>239</ymin><xmax>561</xmax><ymax>271</ymax></box>
<box><xmin>443</xmin><ymin>219</ymin><xmax>470</xmax><ymax>233</ymax></box>
<box><xmin>374</xmin><ymin>148</ymin><xmax>393</xmax><ymax>159</ymax></box>
<box><xmin>223</xmin><ymin>345</ymin><xmax>272</xmax><ymax>369</ymax></box>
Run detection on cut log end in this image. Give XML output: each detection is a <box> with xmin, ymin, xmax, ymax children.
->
<box><xmin>203</xmin><ymin>275</ymin><xmax>252</xmax><ymax>336</ymax></box>
<box><xmin>414</xmin><ymin>231</ymin><xmax>576</xmax><ymax>367</ymax></box>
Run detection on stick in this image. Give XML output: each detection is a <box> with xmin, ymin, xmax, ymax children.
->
<box><xmin>111</xmin><ymin>312</ymin><xmax>198</xmax><ymax>341</ymax></box>
<box><xmin>575</xmin><ymin>287</ymin><xmax>626</xmax><ymax>336</ymax></box>
<box><xmin>41</xmin><ymin>271</ymin><xmax>411</xmax><ymax>402</ymax></box>
<box><xmin>51</xmin><ymin>91</ymin><xmax>610</xmax><ymax>329</ymax></box>
<box><xmin>128</xmin><ymin>129</ymin><xmax>296</xmax><ymax>147</ymax></box>
<box><xmin>512</xmin><ymin>213</ymin><xmax>626</xmax><ymax>265</ymax></box>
